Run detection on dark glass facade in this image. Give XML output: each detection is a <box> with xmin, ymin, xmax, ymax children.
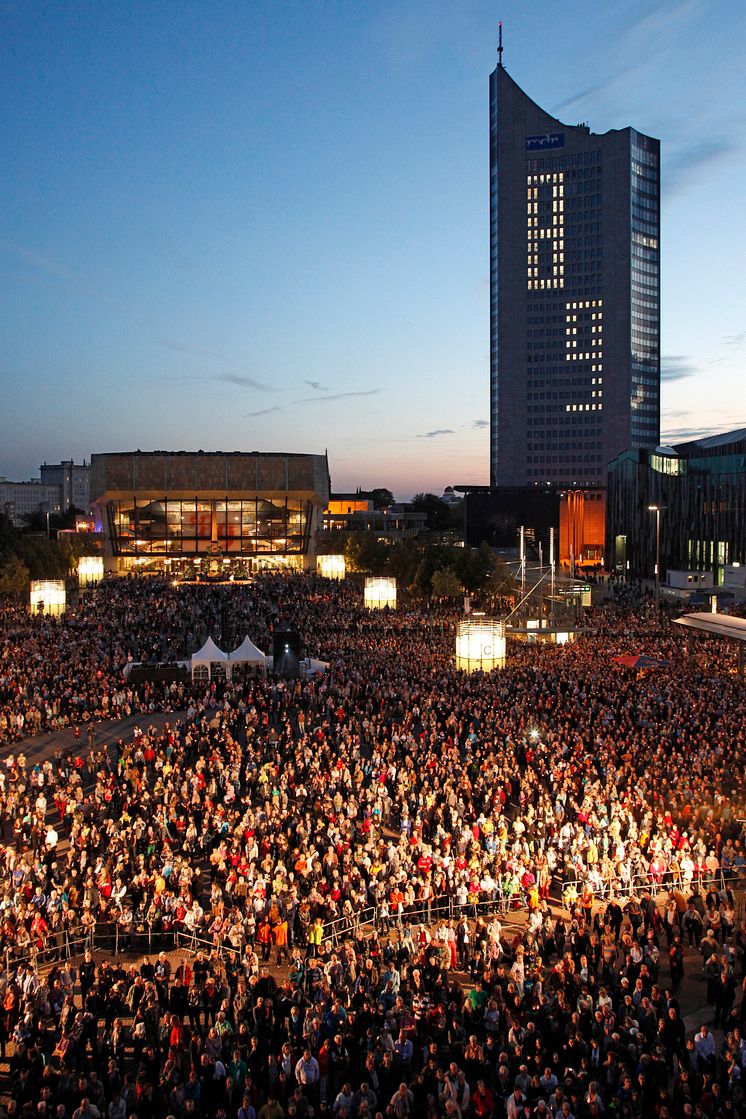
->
<box><xmin>490</xmin><ymin>65</ymin><xmax>660</xmax><ymax>489</ymax></box>
<box><xmin>606</xmin><ymin>430</ymin><xmax>746</xmax><ymax>579</ymax></box>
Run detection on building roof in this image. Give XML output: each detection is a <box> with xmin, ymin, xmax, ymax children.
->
<box><xmin>674</xmin><ymin>428</ymin><xmax>746</xmax><ymax>452</ymax></box>
<box><xmin>673</xmin><ymin>612</ymin><xmax>746</xmax><ymax>643</ymax></box>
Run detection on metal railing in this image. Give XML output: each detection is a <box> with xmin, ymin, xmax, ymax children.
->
<box><xmin>5</xmin><ymin>868</ymin><xmax>745</xmax><ymax>979</ymax></box>
<box><xmin>559</xmin><ymin>866</ymin><xmax>746</xmax><ymax>904</ymax></box>
<box><xmin>323</xmin><ymin>894</ymin><xmax>526</xmax><ymax>946</ymax></box>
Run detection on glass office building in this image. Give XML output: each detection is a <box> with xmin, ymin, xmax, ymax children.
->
<box><xmin>606</xmin><ymin>430</ymin><xmax>746</xmax><ymax>580</ymax></box>
<box><xmin>490</xmin><ymin>63</ymin><xmax>660</xmax><ymax>489</ymax></box>
<box><xmin>91</xmin><ymin>451</ymin><xmax>330</xmax><ymax>575</ymax></box>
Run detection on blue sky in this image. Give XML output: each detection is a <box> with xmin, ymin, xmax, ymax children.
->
<box><xmin>1</xmin><ymin>0</ymin><xmax>745</xmax><ymax>499</ymax></box>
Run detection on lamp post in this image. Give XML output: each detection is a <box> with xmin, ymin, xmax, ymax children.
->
<box><xmin>648</xmin><ymin>504</ymin><xmax>665</xmax><ymax>607</ymax></box>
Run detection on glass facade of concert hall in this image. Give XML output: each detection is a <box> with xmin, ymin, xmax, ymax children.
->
<box><xmin>91</xmin><ymin>451</ymin><xmax>330</xmax><ymax>575</ymax></box>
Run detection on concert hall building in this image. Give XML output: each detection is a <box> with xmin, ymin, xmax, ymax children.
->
<box><xmin>90</xmin><ymin>450</ymin><xmax>331</xmax><ymax>576</ymax></box>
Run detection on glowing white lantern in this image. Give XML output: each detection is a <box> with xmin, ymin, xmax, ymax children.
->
<box><xmin>78</xmin><ymin>555</ymin><xmax>104</xmax><ymax>587</ymax></box>
<box><xmin>30</xmin><ymin>580</ymin><xmax>66</xmax><ymax>617</ymax></box>
<box><xmin>317</xmin><ymin>554</ymin><xmax>346</xmax><ymax>580</ymax></box>
<box><xmin>455</xmin><ymin>619</ymin><xmax>506</xmax><ymax>672</ymax></box>
<box><xmin>364</xmin><ymin>576</ymin><xmax>397</xmax><ymax>610</ymax></box>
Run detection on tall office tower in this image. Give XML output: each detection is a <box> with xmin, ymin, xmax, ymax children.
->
<box><xmin>490</xmin><ymin>61</ymin><xmax>660</xmax><ymax>490</ymax></box>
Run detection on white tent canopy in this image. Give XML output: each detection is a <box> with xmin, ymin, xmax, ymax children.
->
<box><xmin>190</xmin><ymin>637</ymin><xmax>229</xmax><ymax>679</ymax></box>
<box><xmin>303</xmin><ymin>657</ymin><xmax>330</xmax><ymax>677</ymax></box>
<box><xmin>228</xmin><ymin>636</ymin><xmax>267</xmax><ymax>668</ymax></box>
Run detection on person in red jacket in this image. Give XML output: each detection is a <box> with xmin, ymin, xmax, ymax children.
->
<box><xmin>472</xmin><ymin>1078</ymin><xmax>495</xmax><ymax>1117</ymax></box>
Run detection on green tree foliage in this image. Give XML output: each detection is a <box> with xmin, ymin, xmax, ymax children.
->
<box><xmin>0</xmin><ymin>553</ymin><xmax>30</xmax><ymax>594</ymax></box>
<box><xmin>344</xmin><ymin>532</ymin><xmax>389</xmax><ymax>574</ymax></box>
<box><xmin>431</xmin><ymin>567</ymin><xmax>463</xmax><ymax>598</ymax></box>
<box><xmin>410</xmin><ymin>492</ymin><xmax>450</xmax><ymax>530</ymax></box>
<box><xmin>383</xmin><ymin>538</ymin><xmax>420</xmax><ymax>585</ymax></box>
<box><xmin>0</xmin><ymin>515</ymin><xmax>91</xmax><ymax>583</ymax></box>
<box><xmin>369</xmin><ymin>488</ymin><xmax>395</xmax><ymax>511</ymax></box>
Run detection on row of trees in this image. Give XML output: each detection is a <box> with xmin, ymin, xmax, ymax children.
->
<box><xmin>0</xmin><ymin>514</ymin><xmax>94</xmax><ymax>593</ymax></box>
<box><xmin>343</xmin><ymin>533</ymin><xmax>516</xmax><ymax>599</ymax></box>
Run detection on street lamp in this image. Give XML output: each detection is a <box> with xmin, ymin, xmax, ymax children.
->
<box><xmin>648</xmin><ymin>505</ymin><xmax>666</xmax><ymax>607</ymax></box>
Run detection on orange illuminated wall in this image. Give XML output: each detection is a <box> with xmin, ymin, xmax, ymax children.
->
<box><xmin>559</xmin><ymin>490</ymin><xmax>606</xmax><ymax>566</ymax></box>
<box><xmin>326</xmin><ymin>497</ymin><xmax>373</xmax><ymax>515</ymax></box>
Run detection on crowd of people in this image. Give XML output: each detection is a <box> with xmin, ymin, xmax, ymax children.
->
<box><xmin>0</xmin><ymin>573</ymin><xmax>746</xmax><ymax>1118</ymax></box>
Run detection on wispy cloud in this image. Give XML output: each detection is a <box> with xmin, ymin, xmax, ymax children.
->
<box><xmin>303</xmin><ymin>379</ymin><xmax>329</xmax><ymax>391</ymax></box>
<box><xmin>156</xmin><ymin>372</ymin><xmax>274</xmax><ymax>391</ymax></box>
<box><xmin>0</xmin><ymin>239</ymin><xmax>77</xmax><ymax>283</ymax></box>
<box><xmin>661</xmin><ymin>355</ymin><xmax>696</xmax><ymax>381</ymax></box>
<box><xmin>472</xmin><ymin>419</ymin><xmax>489</xmax><ymax>429</ymax></box>
<box><xmin>243</xmin><ymin>406</ymin><xmax>282</xmax><ymax>418</ymax></box>
<box><xmin>556</xmin><ymin>1</ymin><xmax>709</xmax><ymax>114</ymax></box>
<box><xmin>153</xmin><ymin>336</ymin><xmax>272</xmax><ymax>384</ymax></box>
<box><xmin>661</xmin><ymin>407</ymin><xmax>746</xmax><ymax>443</ymax></box>
<box><xmin>724</xmin><ymin>330</ymin><xmax>746</xmax><ymax>346</ymax></box>
<box><xmin>0</xmin><ymin>238</ymin><xmax>142</xmax><ymax>317</ymax></box>
<box><xmin>627</xmin><ymin>0</ymin><xmax>709</xmax><ymax>40</ymax></box>
<box><xmin>215</xmin><ymin>372</ymin><xmax>273</xmax><ymax>391</ymax></box>
<box><xmin>661</xmin><ymin>424</ymin><xmax>727</xmax><ymax>441</ymax></box>
<box><xmin>666</xmin><ymin>137</ymin><xmax>738</xmax><ymax>195</ymax></box>
<box><xmin>417</xmin><ymin>429</ymin><xmax>454</xmax><ymax>439</ymax></box>
<box><xmin>293</xmin><ymin>389</ymin><xmax>382</xmax><ymax>404</ymax></box>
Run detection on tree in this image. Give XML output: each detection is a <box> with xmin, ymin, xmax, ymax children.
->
<box><xmin>383</xmin><ymin>539</ymin><xmax>420</xmax><ymax>587</ymax></box>
<box><xmin>410</xmin><ymin>493</ymin><xmax>450</xmax><ymax>531</ymax></box>
<box><xmin>344</xmin><ymin>532</ymin><xmax>389</xmax><ymax>574</ymax></box>
<box><xmin>369</xmin><ymin>488</ymin><xmax>395</xmax><ymax>511</ymax></box>
<box><xmin>431</xmin><ymin>567</ymin><xmax>463</xmax><ymax>598</ymax></box>
<box><xmin>0</xmin><ymin>553</ymin><xmax>30</xmax><ymax>595</ymax></box>
<box><xmin>453</xmin><ymin>541</ymin><xmax>501</xmax><ymax>592</ymax></box>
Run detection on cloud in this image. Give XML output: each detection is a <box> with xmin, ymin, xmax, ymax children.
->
<box><xmin>557</xmin><ymin>1</ymin><xmax>708</xmax><ymax>115</ymax></box>
<box><xmin>0</xmin><ymin>237</ymin><xmax>142</xmax><ymax>318</ymax></box>
<box><xmin>661</xmin><ymin>355</ymin><xmax>696</xmax><ymax>381</ymax></box>
<box><xmin>417</xmin><ymin>429</ymin><xmax>455</xmax><ymax>439</ymax></box>
<box><xmin>303</xmin><ymin>379</ymin><xmax>329</xmax><ymax>391</ymax></box>
<box><xmin>153</xmin><ymin>336</ymin><xmax>272</xmax><ymax>384</ymax></box>
<box><xmin>627</xmin><ymin>0</ymin><xmax>708</xmax><ymax>40</ymax></box>
<box><xmin>0</xmin><ymin>239</ymin><xmax>77</xmax><ymax>283</ymax></box>
<box><xmin>215</xmin><ymin>372</ymin><xmax>273</xmax><ymax>391</ymax></box>
<box><xmin>661</xmin><ymin>425</ymin><xmax>726</xmax><ymax>441</ymax></box>
<box><xmin>293</xmin><ymin>389</ymin><xmax>382</xmax><ymax>404</ymax></box>
<box><xmin>661</xmin><ymin>409</ymin><xmax>746</xmax><ymax>442</ymax></box>
<box><xmin>472</xmin><ymin>419</ymin><xmax>489</xmax><ymax>429</ymax></box>
<box><xmin>724</xmin><ymin>331</ymin><xmax>746</xmax><ymax>346</ymax></box>
<box><xmin>556</xmin><ymin>79</ymin><xmax>615</xmax><ymax>114</ymax></box>
<box><xmin>665</xmin><ymin>137</ymin><xmax>738</xmax><ymax>195</ymax></box>
<box><xmin>155</xmin><ymin>371</ymin><xmax>274</xmax><ymax>392</ymax></box>
<box><xmin>243</xmin><ymin>406</ymin><xmax>282</xmax><ymax>418</ymax></box>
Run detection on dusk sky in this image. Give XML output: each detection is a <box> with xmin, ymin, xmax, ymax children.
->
<box><xmin>1</xmin><ymin>0</ymin><xmax>745</xmax><ymax>500</ymax></box>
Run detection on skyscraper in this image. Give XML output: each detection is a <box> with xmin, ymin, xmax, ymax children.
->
<box><xmin>490</xmin><ymin>61</ymin><xmax>660</xmax><ymax>491</ymax></box>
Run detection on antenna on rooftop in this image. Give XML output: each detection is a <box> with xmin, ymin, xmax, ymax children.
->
<box><xmin>497</xmin><ymin>21</ymin><xmax>503</xmax><ymax>66</ymax></box>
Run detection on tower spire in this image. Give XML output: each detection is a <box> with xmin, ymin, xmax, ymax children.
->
<box><xmin>497</xmin><ymin>20</ymin><xmax>503</xmax><ymax>66</ymax></box>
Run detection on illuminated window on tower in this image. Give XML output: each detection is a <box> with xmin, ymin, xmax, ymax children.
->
<box><xmin>563</xmin><ymin>300</ymin><xmax>603</xmax><ymax>412</ymax></box>
<box><xmin>527</xmin><ymin>172</ymin><xmax>564</xmax><ymax>290</ymax></box>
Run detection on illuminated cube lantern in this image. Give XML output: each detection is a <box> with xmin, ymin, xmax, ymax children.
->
<box><xmin>364</xmin><ymin>576</ymin><xmax>397</xmax><ymax>610</ymax></box>
<box><xmin>30</xmin><ymin>580</ymin><xmax>66</xmax><ymax>617</ymax></box>
<box><xmin>455</xmin><ymin>619</ymin><xmax>506</xmax><ymax>672</ymax></box>
<box><xmin>78</xmin><ymin>555</ymin><xmax>104</xmax><ymax>587</ymax></box>
<box><xmin>317</xmin><ymin>554</ymin><xmax>346</xmax><ymax>581</ymax></box>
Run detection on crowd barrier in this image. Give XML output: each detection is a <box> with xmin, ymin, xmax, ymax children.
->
<box><xmin>5</xmin><ymin>867</ymin><xmax>745</xmax><ymax>977</ymax></box>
